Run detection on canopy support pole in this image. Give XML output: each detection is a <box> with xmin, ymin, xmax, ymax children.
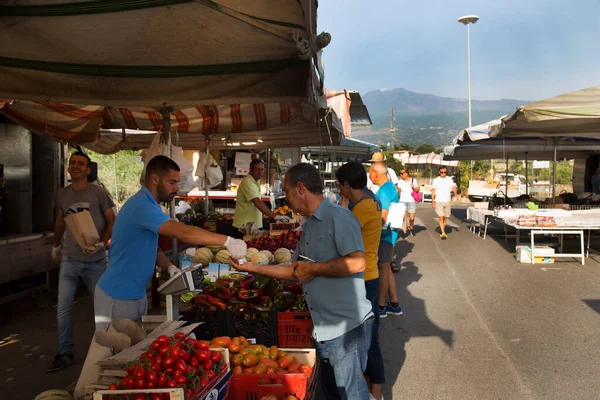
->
<box><xmin>161</xmin><ymin>107</ymin><xmax>178</xmax><ymax>267</ymax></box>
<box><xmin>204</xmin><ymin>135</ymin><xmax>210</xmax><ymax>217</ymax></box>
<box><xmin>525</xmin><ymin>152</ymin><xmax>529</xmax><ymax>196</ymax></box>
<box><xmin>552</xmin><ymin>139</ymin><xmax>558</xmax><ymax>206</ymax></box>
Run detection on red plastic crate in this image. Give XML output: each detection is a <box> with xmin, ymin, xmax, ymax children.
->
<box><xmin>226</xmin><ymin>373</ymin><xmax>309</xmax><ymax>400</ymax></box>
<box><xmin>277</xmin><ymin>312</ymin><xmax>314</xmax><ymax>348</ymax></box>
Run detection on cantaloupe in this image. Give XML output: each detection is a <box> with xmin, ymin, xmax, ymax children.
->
<box><xmin>259</xmin><ymin>250</ymin><xmax>273</xmax><ymax>263</ymax></box>
<box><xmin>206</xmin><ymin>245</ymin><xmax>224</xmax><ymax>254</ymax></box>
<box><xmin>214</xmin><ymin>249</ymin><xmax>232</xmax><ymax>264</ymax></box>
<box><xmin>34</xmin><ymin>390</ymin><xmax>73</xmax><ymax>400</ymax></box>
<box><xmin>194</xmin><ymin>247</ymin><xmax>214</xmax><ymax>265</ymax></box>
<box><xmin>245</xmin><ymin>247</ymin><xmax>260</xmax><ymax>261</ymax></box>
<box><xmin>274</xmin><ymin>248</ymin><xmax>292</xmax><ymax>264</ymax></box>
<box><xmin>250</xmin><ymin>252</ymin><xmax>270</xmax><ymax>266</ymax></box>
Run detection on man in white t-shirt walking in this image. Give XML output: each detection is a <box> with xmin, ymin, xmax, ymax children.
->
<box><xmin>431</xmin><ymin>167</ymin><xmax>458</xmax><ymax>239</ymax></box>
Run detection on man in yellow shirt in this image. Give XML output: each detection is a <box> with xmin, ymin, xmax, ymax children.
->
<box><xmin>233</xmin><ymin>159</ymin><xmax>278</xmax><ymax>233</ymax></box>
<box><xmin>336</xmin><ymin>161</ymin><xmax>385</xmax><ymax>400</ymax></box>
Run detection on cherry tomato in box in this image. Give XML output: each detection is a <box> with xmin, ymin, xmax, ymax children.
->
<box><xmin>173</xmin><ymin>332</ymin><xmax>186</xmax><ymax>341</ymax></box>
<box><xmin>196</xmin><ymin>349</ymin><xmax>210</xmax><ymax>362</ymax></box>
<box><xmin>135</xmin><ymin>379</ymin><xmax>146</xmax><ymax>389</ymax></box>
<box><xmin>179</xmin><ymin>349</ymin><xmax>191</xmax><ymax>362</ymax></box>
<box><xmin>203</xmin><ymin>359</ymin><xmax>214</xmax><ymax>370</ymax></box>
<box><xmin>195</xmin><ymin>340</ymin><xmax>209</xmax><ymax>351</ymax></box>
<box><xmin>156</xmin><ymin>335</ymin><xmax>170</xmax><ymax>346</ymax></box>
<box><xmin>133</xmin><ymin>366</ymin><xmax>146</xmax><ymax>380</ymax></box>
<box><xmin>146</xmin><ymin>371</ymin><xmax>157</xmax><ymax>385</ymax></box>
<box><xmin>107</xmin><ymin>384</ymin><xmax>118</xmax><ymax>390</ymax></box>
<box><xmin>175</xmin><ymin>359</ymin><xmax>188</xmax><ymax>372</ymax></box>
<box><xmin>163</xmin><ymin>355</ymin><xmax>176</xmax><ymax>368</ymax></box>
<box><xmin>147</xmin><ymin>381</ymin><xmax>156</xmax><ymax>389</ymax></box>
<box><xmin>159</xmin><ymin>346</ymin><xmax>170</xmax><ymax>357</ymax></box>
<box><xmin>153</xmin><ymin>354</ymin><xmax>163</xmax><ymax>366</ymax></box>
<box><xmin>167</xmin><ymin>379</ymin><xmax>178</xmax><ymax>388</ymax></box>
<box><xmin>133</xmin><ymin>394</ymin><xmax>146</xmax><ymax>400</ymax></box>
<box><xmin>175</xmin><ymin>375</ymin><xmax>187</xmax><ymax>385</ymax></box>
<box><xmin>211</xmin><ymin>351</ymin><xmax>222</xmax><ymax>363</ymax></box>
<box><xmin>189</xmin><ymin>356</ymin><xmax>200</xmax><ymax>369</ymax></box>
<box><xmin>157</xmin><ymin>374</ymin><xmax>168</xmax><ymax>388</ymax></box>
<box><xmin>123</xmin><ymin>376</ymin><xmax>136</xmax><ymax>390</ymax></box>
<box><xmin>200</xmin><ymin>376</ymin><xmax>210</xmax><ymax>387</ymax></box>
<box><xmin>170</xmin><ymin>346</ymin><xmax>181</xmax><ymax>359</ymax></box>
<box><xmin>205</xmin><ymin>370</ymin><xmax>216</xmax><ymax>380</ymax></box>
<box><xmin>151</xmin><ymin>394</ymin><xmax>162</xmax><ymax>400</ymax></box>
<box><xmin>151</xmin><ymin>340</ymin><xmax>161</xmax><ymax>351</ymax></box>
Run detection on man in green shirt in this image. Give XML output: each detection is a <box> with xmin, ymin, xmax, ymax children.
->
<box><xmin>233</xmin><ymin>159</ymin><xmax>279</xmax><ymax>231</ymax></box>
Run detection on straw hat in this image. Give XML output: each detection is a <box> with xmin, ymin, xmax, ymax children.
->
<box><xmin>369</xmin><ymin>152</ymin><xmax>386</xmax><ymax>162</ymax></box>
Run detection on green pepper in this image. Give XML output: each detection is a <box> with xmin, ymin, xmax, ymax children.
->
<box><xmin>227</xmin><ymin>299</ymin><xmax>247</xmax><ymax>312</ymax></box>
<box><xmin>262</xmin><ymin>279</ymin><xmax>283</xmax><ymax>298</ymax></box>
<box><xmin>273</xmin><ymin>291</ymin><xmax>295</xmax><ymax>310</ymax></box>
<box><xmin>253</xmin><ymin>273</ymin><xmax>272</xmax><ymax>290</ymax></box>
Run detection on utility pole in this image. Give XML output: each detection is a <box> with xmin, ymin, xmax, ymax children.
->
<box><xmin>389</xmin><ymin>107</ymin><xmax>396</xmax><ymax>149</ymax></box>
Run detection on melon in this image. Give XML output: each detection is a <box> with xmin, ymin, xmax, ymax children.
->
<box><xmin>274</xmin><ymin>248</ymin><xmax>292</xmax><ymax>264</ymax></box>
<box><xmin>250</xmin><ymin>252</ymin><xmax>270</xmax><ymax>266</ymax></box>
<box><xmin>194</xmin><ymin>247</ymin><xmax>214</xmax><ymax>265</ymax></box>
<box><xmin>214</xmin><ymin>249</ymin><xmax>232</xmax><ymax>264</ymax></box>
<box><xmin>259</xmin><ymin>250</ymin><xmax>274</xmax><ymax>263</ymax></box>
<box><xmin>206</xmin><ymin>245</ymin><xmax>224</xmax><ymax>254</ymax></box>
<box><xmin>245</xmin><ymin>247</ymin><xmax>260</xmax><ymax>261</ymax></box>
<box><xmin>34</xmin><ymin>390</ymin><xmax>73</xmax><ymax>400</ymax></box>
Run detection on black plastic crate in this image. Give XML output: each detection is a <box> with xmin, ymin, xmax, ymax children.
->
<box><xmin>180</xmin><ymin>309</ymin><xmax>229</xmax><ymax>341</ymax></box>
<box><xmin>225</xmin><ymin>309</ymin><xmax>278</xmax><ymax>346</ymax></box>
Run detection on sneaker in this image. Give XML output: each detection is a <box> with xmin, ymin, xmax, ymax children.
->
<box><xmin>410</xmin><ymin>229</ymin><xmax>416</xmax><ymax>237</ymax></box>
<box><xmin>378</xmin><ymin>306</ymin><xmax>388</xmax><ymax>319</ymax></box>
<box><xmin>385</xmin><ymin>303</ymin><xmax>404</xmax><ymax>316</ymax></box>
<box><xmin>47</xmin><ymin>353</ymin><xmax>74</xmax><ymax>372</ymax></box>
<box><xmin>440</xmin><ymin>233</ymin><xmax>448</xmax><ymax>240</ymax></box>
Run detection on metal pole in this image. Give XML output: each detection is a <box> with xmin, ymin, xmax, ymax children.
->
<box><xmin>204</xmin><ymin>135</ymin><xmax>210</xmax><ymax>217</ymax></box>
<box><xmin>552</xmin><ymin>140</ymin><xmax>557</xmax><ymax>206</ymax></box>
<box><xmin>467</xmin><ymin>23</ymin><xmax>472</xmax><ymax>128</ymax></box>
<box><xmin>525</xmin><ymin>152</ymin><xmax>529</xmax><ymax>196</ymax></box>
<box><xmin>161</xmin><ymin>107</ymin><xmax>178</xmax><ymax>267</ymax></box>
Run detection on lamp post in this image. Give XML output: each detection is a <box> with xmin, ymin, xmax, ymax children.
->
<box><xmin>458</xmin><ymin>15</ymin><xmax>480</xmax><ymax>180</ymax></box>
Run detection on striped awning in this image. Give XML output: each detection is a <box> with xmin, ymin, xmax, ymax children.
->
<box><xmin>0</xmin><ymin>100</ymin><xmax>308</xmax><ymax>147</ymax></box>
<box><xmin>394</xmin><ymin>151</ymin><xmax>459</xmax><ymax>167</ymax></box>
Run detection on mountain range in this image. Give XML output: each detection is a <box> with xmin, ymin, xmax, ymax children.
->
<box><xmin>352</xmin><ymin>88</ymin><xmax>529</xmax><ymax>149</ymax></box>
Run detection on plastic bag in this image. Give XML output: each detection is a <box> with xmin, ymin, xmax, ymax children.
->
<box><xmin>195</xmin><ymin>153</ymin><xmax>223</xmax><ymax>189</ymax></box>
<box><xmin>171</xmin><ymin>145</ymin><xmax>196</xmax><ymax>194</ymax></box>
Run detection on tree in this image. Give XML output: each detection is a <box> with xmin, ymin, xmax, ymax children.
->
<box><xmin>415</xmin><ymin>144</ymin><xmax>436</xmax><ymax>154</ymax></box>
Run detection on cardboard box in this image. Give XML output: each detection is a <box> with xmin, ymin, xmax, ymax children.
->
<box><xmin>516</xmin><ymin>246</ymin><xmax>555</xmax><ymax>263</ymax></box>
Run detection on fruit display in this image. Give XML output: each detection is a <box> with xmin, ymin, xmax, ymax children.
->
<box><xmin>105</xmin><ymin>333</ymin><xmax>227</xmax><ymax>400</ymax></box>
<box><xmin>273</xmin><ymin>205</ymin><xmax>290</xmax><ymax>216</ymax></box>
<box><xmin>245</xmin><ymin>247</ymin><xmax>259</xmax><ymax>261</ymax></box>
<box><xmin>258</xmin><ymin>250</ymin><xmax>274</xmax><ymax>263</ymax></box>
<box><xmin>246</xmin><ymin>231</ymin><xmax>301</xmax><ymax>253</ymax></box>
<box><xmin>250</xmin><ymin>252</ymin><xmax>270</xmax><ymax>266</ymax></box>
<box><xmin>214</xmin><ymin>249</ymin><xmax>232</xmax><ymax>264</ymax></box>
<box><xmin>273</xmin><ymin>248</ymin><xmax>291</xmax><ymax>264</ymax></box>
<box><xmin>194</xmin><ymin>248</ymin><xmax>213</xmax><ymax>265</ymax></box>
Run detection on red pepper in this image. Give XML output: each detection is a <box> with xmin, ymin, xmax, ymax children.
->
<box><xmin>238</xmin><ymin>289</ymin><xmax>259</xmax><ymax>300</ymax></box>
<box><xmin>240</xmin><ymin>275</ymin><xmax>255</xmax><ymax>289</ymax></box>
<box><xmin>206</xmin><ymin>295</ymin><xmax>226</xmax><ymax>310</ymax></box>
<box><xmin>283</xmin><ymin>283</ymin><xmax>303</xmax><ymax>295</ymax></box>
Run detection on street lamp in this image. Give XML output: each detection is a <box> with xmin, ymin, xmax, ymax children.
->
<box><xmin>458</xmin><ymin>15</ymin><xmax>479</xmax><ymax>128</ymax></box>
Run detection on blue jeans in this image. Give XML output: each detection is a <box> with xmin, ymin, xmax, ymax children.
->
<box><xmin>364</xmin><ymin>278</ymin><xmax>385</xmax><ymax>384</ymax></box>
<box><xmin>315</xmin><ymin>317</ymin><xmax>374</xmax><ymax>400</ymax></box>
<box><xmin>57</xmin><ymin>256</ymin><xmax>106</xmax><ymax>356</ymax></box>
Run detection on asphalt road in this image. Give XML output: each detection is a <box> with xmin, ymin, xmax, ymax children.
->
<box><xmin>380</xmin><ymin>204</ymin><xmax>600</xmax><ymax>400</ymax></box>
<box><xmin>1</xmin><ymin>203</ymin><xmax>599</xmax><ymax>399</ymax></box>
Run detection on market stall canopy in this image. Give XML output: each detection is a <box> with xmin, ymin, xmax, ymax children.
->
<box><xmin>443</xmin><ymin>141</ymin><xmax>600</xmax><ymax>161</ymax></box>
<box><xmin>0</xmin><ymin>0</ymin><xmax>327</xmax><ymax>107</ymax></box>
<box><xmin>393</xmin><ymin>151</ymin><xmax>459</xmax><ymax>167</ymax></box>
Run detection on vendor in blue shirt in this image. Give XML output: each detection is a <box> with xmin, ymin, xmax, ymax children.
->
<box><xmin>94</xmin><ymin>156</ymin><xmax>247</xmax><ymax>331</ymax></box>
<box><xmin>231</xmin><ymin>163</ymin><xmax>374</xmax><ymax>400</ymax></box>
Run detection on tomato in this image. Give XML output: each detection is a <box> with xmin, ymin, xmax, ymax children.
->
<box><xmin>175</xmin><ymin>375</ymin><xmax>187</xmax><ymax>385</ymax></box>
<box><xmin>159</xmin><ymin>346</ymin><xmax>171</xmax><ymax>357</ymax></box>
<box><xmin>173</xmin><ymin>332</ymin><xmax>186</xmax><ymax>341</ymax></box>
<box><xmin>195</xmin><ymin>340</ymin><xmax>210</xmax><ymax>351</ymax></box>
<box><xmin>164</xmin><ymin>368</ymin><xmax>174</xmax><ymax>375</ymax></box>
<box><xmin>151</xmin><ymin>363</ymin><xmax>161</xmax><ymax>373</ymax></box>
<box><xmin>134</xmin><ymin>366</ymin><xmax>146</xmax><ymax>380</ymax></box>
<box><xmin>175</xmin><ymin>359</ymin><xmax>188</xmax><ymax>372</ymax></box>
<box><xmin>205</xmin><ymin>370</ymin><xmax>216</xmax><ymax>380</ymax></box>
<box><xmin>196</xmin><ymin>349</ymin><xmax>210</xmax><ymax>362</ymax></box>
<box><xmin>227</xmin><ymin>341</ymin><xmax>241</xmax><ymax>354</ymax></box>
<box><xmin>186</xmin><ymin>365</ymin><xmax>195</xmax><ymax>374</ymax></box>
<box><xmin>211</xmin><ymin>351</ymin><xmax>222</xmax><ymax>363</ymax></box>
<box><xmin>232</xmin><ymin>365</ymin><xmax>243</xmax><ymax>375</ymax></box>
<box><xmin>162</xmin><ymin>393</ymin><xmax>170</xmax><ymax>400</ymax></box>
<box><xmin>173</xmin><ymin>369</ymin><xmax>183</xmax><ymax>377</ymax></box>
<box><xmin>266</xmin><ymin>367</ymin><xmax>277</xmax><ymax>375</ymax></box>
<box><xmin>203</xmin><ymin>359</ymin><xmax>214</xmax><ymax>370</ymax></box>
<box><xmin>184</xmin><ymin>389</ymin><xmax>193</xmax><ymax>399</ymax></box>
<box><xmin>156</xmin><ymin>335</ymin><xmax>170</xmax><ymax>346</ymax></box>
<box><xmin>185</xmin><ymin>338</ymin><xmax>197</xmax><ymax>347</ymax></box>
<box><xmin>189</xmin><ymin>356</ymin><xmax>200</xmax><ymax>369</ymax></box>
<box><xmin>107</xmin><ymin>384</ymin><xmax>118</xmax><ymax>390</ymax></box>
<box><xmin>163</xmin><ymin>355</ymin><xmax>176</xmax><ymax>368</ymax></box>
<box><xmin>157</xmin><ymin>374</ymin><xmax>168</xmax><ymax>388</ymax></box>
<box><xmin>133</xmin><ymin>394</ymin><xmax>146</xmax><ymax>400</ymax></box>
<box><xmin>200</xmin><ymin>376</ymin><xmax>210</xmax><ymax>387</ymax></box>
<box><xmin>126</xmin><ymin>367</ymin><xmax>134</xmax><ymax>375</ymax></box>
<box><xmin>153</xmin><ymin>354</ymin><xmax>164</xmax><ymax>366</ymax></box>
<box><xmin>151</xmin><ymin>394</ymin><xmax>162</xmax><ymax>400</ymax></box>
<box><xmin>299</xmin><ymin>364</ymin><xmax>312</xmax><ymax>375</ymax></box>
<box><xmin>167</xmin><ymin>379</ymin><xmax>178</xmax><ymax>388</ymax></box>
<box><xmin>151</xmin><ymin>340</ymin><xmax>161</xmax><ymax>351</ymax></box>
<box><xmin>147</xmin><ymin>381</ymin><xmax>156</xmax><ymax>389</ymax></box>
<box><xmin>146</xmin><ymin>370</ymin><xmax>157</xmax><ymax>384</ymax></box>
<box><xmin>179</xmin><ymin>349</ymin><xmax>191</xmax><ymax>362</ymax></box>
<box><xmin>123</xmin><ymin>376</ymin><xmax>136</xmax><ymax>390</ymax></box>
<box><xmin>139</xmin><ymin>351</ymin><xmax>153</xmax><ymax>360</ymax></box>
<box><xmin>135</xmin><ymin>378</ymin><xmax>146</xmax><ymax>389</ymax></box>
<box><xmin>169</xmin><ymin>346</ymin><xmax>181</xmax><ymax>359</ymax></box>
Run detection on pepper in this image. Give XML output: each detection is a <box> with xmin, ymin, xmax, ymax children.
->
<box><xmin>210</xmin><ymin>286</ymin><xmax>232</xmax><ymax>302</ymax></box>
<box><xmin>252</xmin><ymin>273</ymin><xmax>271</xmax><ymax>290</ymax></box>
<box><xmin>206</xmin><ymin>295</ymin><xmax>226</xmax><ymax>310</ymax></box>
<box><xmin>194</xmin><ymin>299</ymin><xmax>217</xmax><ymax>311</ymax></box>
<box><xmin>191</xmin><ymin>294</ymin><xmax>209</xmax><ymax>305</ymax></box>
<box><xmin>243</xmin><ymin>311</ymin><xmax>258</xmax><ymax>320</ymax></box>
<box><xmin>214</xmin><ymin>279</ymin><xmax>233</xmax><ymax>288</ymax></box>
<box><xmin>273</xmin><ymin>291</ymin><xmax>295</xmax><ymax>310</ymax></box>
<box><xmin>240</xmin><ymin>275</ymin><xmax>255</xmax><ymax>289</ymax></box>
<box><xmin>238</xmin><ymin>289</ymin><xmax>259</xmax><ymax>300</ymax></box>
<box><xmin>262</xmin><ymin>279</ymin><xmax>283</xmax><ymax>298</ymax></box>
<box><xmin>227</xmin><ymin>299</ymin><xmax>247</xmax><ymax>312</ymax></box>
<box><xmin>254</xmin><ymin>296</ymin><xmax>273</xmax><ymax>308</ymax></box>
<box><xmin>283</xmin><ymin>282</ymin><xmax>303</xmax><ymax>295</ymax></box>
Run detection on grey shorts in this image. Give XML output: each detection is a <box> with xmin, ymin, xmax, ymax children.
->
<box><xmin>435</xmin><ymin>202</ymin><xmax>451</xmax><ymax>218</ymax></box>
<box><xmin>94</xmin><ymin>285</ymin><xmax>147</xmax><ymax>332</ymax></box>
<box><xmin>402</xmin><ymin>201</ymin><xmax>416</xmax><ymax>214</ymax></box>
<box><xmin>377</xmin><ymin>241</ymin><xmax>394</xmax><ymax>263</ymax></box>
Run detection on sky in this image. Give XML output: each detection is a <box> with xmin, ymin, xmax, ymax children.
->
<box><xmin>317</xmin><ymin>0</ymin><xmax>600</xmax><ymax>102</ymax></box>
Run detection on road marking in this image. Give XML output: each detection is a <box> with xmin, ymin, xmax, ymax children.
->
<box><xmin>541</xmin><ymin>267</ymin><xmax>562</xmax><ymax>272</ymax></box>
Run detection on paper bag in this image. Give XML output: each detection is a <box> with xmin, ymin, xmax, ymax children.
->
<box><xmin>64</xmin><ymin>210</ymin><xmax>100</xmax><ymax>249</ymax></box>
<box><xmin>385</xmin><ymin>202</ymin><xmax>406</xmax><ymax>231</ymax></box>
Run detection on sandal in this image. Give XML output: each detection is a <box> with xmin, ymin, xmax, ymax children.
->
<box><xmin>391</xmin><ymin>261</ymin><xmax>400</xmax><ymax>273</ymax></box>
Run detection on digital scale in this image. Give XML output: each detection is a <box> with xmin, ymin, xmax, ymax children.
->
<box><xmin>157</xmin><ymin>264</ymin><xmax>206</xmax><ymax>321</ymax></box>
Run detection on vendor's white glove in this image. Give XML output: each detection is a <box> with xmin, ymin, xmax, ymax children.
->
<box><xmin>167</xmin><ymin>265</ymin><xmax>181</xmax><ymax>277</ymax></box>
<box><xmin>84</xmin><ymin>241</ymin><xmax>105</xmax><ymax>254</ymax></box>
<box><xmin>51</xmin><ymin>245</ymin><xmax>62</xmax><ymax>261</ymax></box>
<box><xmin>274</xmin><ymin>215</ymin><xmax>290</xmax><ymax>223</ymax></box>
<box><xmin>224</xmin><ymin>236</ymin><xmax>247</xmax><ymax>260</ymax></box>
